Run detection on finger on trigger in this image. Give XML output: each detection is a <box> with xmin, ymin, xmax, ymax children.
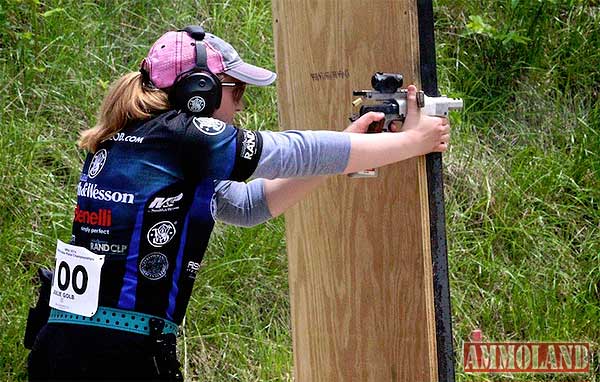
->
<box><xmin>365</xmin><ymin>112</ymin><xmax>382</xmax><ymax>122</ymax></box>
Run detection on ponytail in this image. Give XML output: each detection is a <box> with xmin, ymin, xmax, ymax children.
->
<box><xmin>78</xmin><ymin>72</ymin><xmax>170</xmax><ymax>152</ymax></box>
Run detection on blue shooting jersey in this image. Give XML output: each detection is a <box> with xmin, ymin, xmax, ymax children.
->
<box><xmin>71</xmin><ymin>110</ymin><xmax>263</xmax><ymax>324</ymax></box>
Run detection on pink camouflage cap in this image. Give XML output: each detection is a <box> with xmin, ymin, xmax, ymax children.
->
<box><xmin>141</xmin><ymin>30</ymin><xmax>276</xmax><ymax>89</ymax></box>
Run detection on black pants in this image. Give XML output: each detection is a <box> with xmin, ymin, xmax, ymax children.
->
<box><xmin>28</xmin><ymin>323</ymin><xmax>180</xmax><ymax>381</ymax></box>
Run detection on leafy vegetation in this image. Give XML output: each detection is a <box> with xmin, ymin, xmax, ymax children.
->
<box><xmin>1</xmin><ymin>0</ymin><xmax>598</xmax><ymax>381</ymax></box>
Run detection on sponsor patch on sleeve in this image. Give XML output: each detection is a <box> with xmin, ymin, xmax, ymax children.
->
<box><xmin>230</xmin><ymin>129</ymin><xmax>263</xmax><ymax>181</ymax></box>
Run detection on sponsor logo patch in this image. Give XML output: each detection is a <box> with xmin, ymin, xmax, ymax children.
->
<box><xmin>192</xmin><ymin>117</ymin><xmax>226</xmax><ymax>136</ymax></box>
<box><xmin>148</xmin><ymin>193</ymin><xmax>183</xmax><ymax>213</ymax></box>
<box><xmin>241</xmin><ymin>130</ymin><xmax>258</xmax><ymax>160</ymax></box>
<box><xmin>147</xmin><ymin>221</ymin><xmax>176</xmax><ymax>247</ymax></box>
<box><xmin>111</xmin><ymin>133</ymin><xmax>144</xmax><ymax>144</ymax></box>
<box><xmin>74</xmin><ymin>205</ymin><xmax>112</xmax><ymax>227</ymax></box>
<box><xmin>139</xmin><ymin>253</ymin><xmax>169</xmax><ymax>280</ymax></box>
<box><xmin>90</xmin><ymin>239</ymin><xmax>127</xmax><ymax>255</ymax></box>
<box><xmin>88</xmin><ymin>149</ymin><xmax>108</xmax><ymax>179</ymax></box>
<box><xmin>77</xmin><ymin>182</ymin><xmax>135</xmax><ymax>204</ymax></box>
<box><xmin>186</xmin><ymin>261</ymin><xmax>201</xmax><ymax>279</ymax></box>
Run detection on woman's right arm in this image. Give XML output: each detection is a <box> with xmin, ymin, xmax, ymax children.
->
<box><xmin>342</xmin><ymin>122</ymin><xmax>448</xmax><ymax>173</ymax></box>
<box><xmin>252</xmin><ymin>85</ymin><xmax>449</xmax><ymax>179</ymax></box>
<box><xmin>344</xmin><ymin>85</ymin><xmax>449</xmax><ymax>172</ymax></box>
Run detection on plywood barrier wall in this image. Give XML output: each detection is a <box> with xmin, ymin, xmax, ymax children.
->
<box><xmin>272</xmin><ymin>1</ymin><xmax>439</xmax><ymax>381</ymax></box>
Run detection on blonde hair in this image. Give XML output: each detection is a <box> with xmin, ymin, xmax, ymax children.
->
<box><xmin>78</xmin><ymin>72</ymin><xmax>170</xmax><ymax>152</ymax></box>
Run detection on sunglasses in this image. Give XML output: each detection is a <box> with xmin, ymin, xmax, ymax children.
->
<box><xmin>221</xmin><ymin>81</ymin><xmax>246</xmax><ymax>102</ymax></box>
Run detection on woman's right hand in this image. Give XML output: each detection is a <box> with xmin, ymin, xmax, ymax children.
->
<box><xmin>343</xmin><ymin>85</ymin><xmax>452</xmax><ymax>174</ymax></box>
<box><xmin>397</xmin><ymin>85</ymin><xmax>451</xmax><ymax>155</ymax></box>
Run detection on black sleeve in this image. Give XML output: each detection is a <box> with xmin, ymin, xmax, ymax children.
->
<box><xmin>229</xmin><ymin>129</ymin><xmax>263</xmax><ymax>181</ymax></box>
<box><xmin>179</xmin><ymin>116</ymin><xmax>263</xmax><ymax>182</ymax></box>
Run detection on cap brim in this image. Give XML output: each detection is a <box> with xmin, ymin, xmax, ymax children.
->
<box><xmin>225</xmin><ymin>62</ymin><xmax>277</xmax><ymax>86</ymax></box>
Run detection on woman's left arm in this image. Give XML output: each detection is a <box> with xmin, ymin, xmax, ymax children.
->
<box><xmin>262</xmin><ymin>176</ymin><xmax>327</xmax><ymax>218</ymax></box>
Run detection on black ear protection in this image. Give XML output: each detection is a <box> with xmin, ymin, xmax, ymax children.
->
<box><xmin>170</xmin><ymin>26</ymin><xmax>222</xmax><ymax>116</ymax></box>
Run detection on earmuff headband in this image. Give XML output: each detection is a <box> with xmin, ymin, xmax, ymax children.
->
<box><xmin>170</xmin><ymin>25</ymin><xmax>222</xmax><ymax>116</ymax></box>
<box><xmin>180</xmin><ymin>26</ymin><xmax>209</xmax><ymax>72</ymax></box>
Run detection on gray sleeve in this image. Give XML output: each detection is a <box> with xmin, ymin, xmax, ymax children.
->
<box><xmin>212</xmin><ymin>179</ymin><xmax>272</xmax><ymax>227</ymax></box>
<box><xmin>251</xmin><ymin>130</ymin><xmax>351</xmax><ymax>179</ymax></box>
<box><xmin>211</xmin><ymin>130</ymin><xmax>351</xmax><ymax>227</ymax></box>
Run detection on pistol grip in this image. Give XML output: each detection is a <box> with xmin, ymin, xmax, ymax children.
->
<box><xmin>367</xmin><ymin>119</ymin><xmax>385</xmax><ymax>133</ymax></box>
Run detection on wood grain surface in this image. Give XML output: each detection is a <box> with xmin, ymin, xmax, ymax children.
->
<box><xmin>271</xmin><ymin>1</ymin><xmax>438</xmax><ymax>380</ymax></box>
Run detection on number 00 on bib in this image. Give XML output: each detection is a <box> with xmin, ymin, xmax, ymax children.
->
<box><xmin>49</xmin><ymin>240</ymin><xmax>105</xmax><ymax>317</ymax></box>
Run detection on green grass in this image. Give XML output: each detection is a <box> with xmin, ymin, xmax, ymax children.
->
<box><xmin>1</xmin><ymin>0</ymin><xmax>598</xmax><ymax>381</ymax></box>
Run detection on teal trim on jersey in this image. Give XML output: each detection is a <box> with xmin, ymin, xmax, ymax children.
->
<box><xmin>49</xmin><ymin>307</ymin><xmax>178</xmax><ymax>336</ymax></box>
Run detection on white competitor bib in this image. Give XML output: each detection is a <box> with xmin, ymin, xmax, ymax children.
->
<box><xmin>49</xmin><ymin>240</ymin><xmax>105</xmax><ymax>317</ymax></box>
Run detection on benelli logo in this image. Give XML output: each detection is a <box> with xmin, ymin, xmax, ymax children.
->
<box><xmin>241</xmin><ymin>130</ymin><xmax>257</xmax><ymax>160</ymax></box>
<box><xmin>111</xmin><ymin>133</ymin><xmax>144</xmax><ymax>144</ymax></box>
<box><xmin>74</xmin><ymin>205</ymin><xmax>112</xmax><ymax>227</ymax></box>
<box><xmin>90</xmin><ymin>240</ymin><xmax>127</xmax><ymax>255</ymax></box>
<box><xmin>148</xmin><ymin>193</ymin><xmax>183</xmax><ymax>212</ymax></box>
<box><xmin>77</xmin><ymin>182</ymin><xmax>134</xmax><ymax>204</ymax></box>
